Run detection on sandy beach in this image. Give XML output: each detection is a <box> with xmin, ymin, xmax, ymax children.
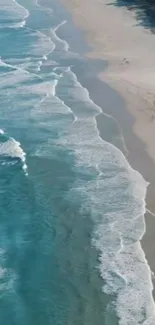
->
<box><xmin>60</xmin><ymin>0</ymin><xmax>155</xmax><ymax>286</ymax></box>
<box><xmin>2</xmin><ymin>0</ymin><xmax>155</xmax><ymax>323</ymax></box>
<box><xmin>60</xmin><ymin>0</ymin><xmax>155</xmax><ymax>163</ymax></box>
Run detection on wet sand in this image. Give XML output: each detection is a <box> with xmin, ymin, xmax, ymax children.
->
<box><xmin>60</xmin><ymin>0</ymin><xmax>155</xmax><ymax>286</ymax></box>
<box><xmin>60</xmin><ymin>0</ymin><xmax>155</xmax><ymax>161</ymax></box>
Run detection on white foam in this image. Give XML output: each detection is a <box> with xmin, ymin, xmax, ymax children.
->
<box><xmin>146</xmin><ymin>208</ymin><xmax>155</xmax><ymax>217</ymax></box>
<box><xmin>30</xmin><ymin>79</ymin><xmax>58</xmax><ymax>97</ymax></box>
<box><xmin>50</xmin><ymin>79</ymin><xmax>58</xmax><ymax>97</ymax></box>
<box><xmin>31</xmin><ymin>76</ymin><xmax>76</xmax><ymax>125</ymax></box>
<box><xmin>0</xmin><ymin>136</ymin><xmax>28</xmax><ymax>175</ymax></box>
<box><xmin>56</xmin><ymin>68</ymin><xmax>155</xmax><ymax>324</ymax></box>
<box><xmin>34</xmin><ymin>67</ymin><xmax>77</xmax><ymax>121</ymax></box>
<box><xmin>14</xmin><ymin>19</ymin><xmax>26</xmax><ymax>28</ymax></box>
<box><xmin>0</xmin><ymin>0</ymin><xmax>29</xmax><ymax>30</ymax></box>
<box><xmin>23</xmin><ymin>26</ymin><xmax>56</xmax><ymax>58</ymax></box>
<box><xmin>36</xmin><ymin>0</ymin><xmax>53</xmax><ymax>15</ymax></box>
<box><xmin>1</xmin><ymin>1</ymin><xmax>55</xmax><ymax>68</ymax></box>
<box><xmin>0</xmin><ymin>58</ymin><xmax>43</xmax><ymax>86</ymax></box>
<box><xmin>36</xmin><ymin>60</ymin><xmax>43</xmax><ymax>71</ymax></box>
<box><xmin>34</xmin><ymin>3</ymin><xmax>79</xmax><ymax>60</ymax></box>
<box><xmin>0</xmin><ymin>0</ymin><xmax>153</xmax><ymax>321</ymax></box>
<box><xmin>0</xmin><ymin>19</ymin><xmax>26</xmax><ymax>29</ymax></box>
<box><xmin>50</xmin><ymin>20</ymin><xmax>70</xmax><ymax>52</ymax></box>
<box><xmin>0</xmin><ymin>25</ymin><xmax>54</xmax><ymax>72</ymax></box>
<box><xmin>16</xmin><ymin>19</ymin><xmax>26</xmax><ymax>28</ymax></box>
<box><xmin>12</xmin><ymin>0</ymin><xmax>29</xmax><ymax>19</ymax></box>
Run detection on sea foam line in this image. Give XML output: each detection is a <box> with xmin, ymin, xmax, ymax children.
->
<box><xmin>25</xmin><ymin>26</ymin><xmax>56</xmax><ymax>61</ymax></box>
<box><xmin>0</xmin><ymin>57</ymin><xmax>43</xmax><ymax>83</ymax></box>
<box><xmin>52</xmin><ymin>20</ymin><xmax>69</xmax><ymax>52</ymax></box>
<box><xmin>68</xmin><ymin>66</ymin><xmax>128</xmax><ymax>153</ymax></box>
<box><xmin>13</xmin><ymin>0</ymin><xmax>30</xmax><ymax>19</ymax></box>
<box><xmin>0</xmin><ymin>19</ymin><xmax>26</xmax><ymax>29</ymax></box>
<box><xmin>56</xmin><ymin>67</ymin><xmax>155</xmax><ymax>324</ymax></box>
<box><xmin>35</xmin><ymin>0</ymin><xmax>69</xmax><ymax>52</ymax></box>
<box><xmin>36</xmin><ymin>0</ymin><xmax>53</xmax><ymax>15</ymax></box>
<box><xmin>16</xmin><ymin>0</ymin><xmax>56</xmax><ymax>60</ymax></box>
<box><xmin>32</xmin><ymin>73</ymin><xmax>77</xmax><ymax>123</ymax></box>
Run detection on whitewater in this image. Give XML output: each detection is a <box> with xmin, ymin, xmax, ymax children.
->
<box><xmin>0</xmin><ymin>0</ymin><xmax>154</xmax><ymax>324</ymax></box>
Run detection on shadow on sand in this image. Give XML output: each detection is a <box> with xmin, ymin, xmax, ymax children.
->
<box><xmin>108</xmin><ymin>0</ymin><xmax>155</xmax><ymax>33</ymax></box>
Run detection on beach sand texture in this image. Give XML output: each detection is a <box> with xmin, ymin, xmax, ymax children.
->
<box><xmin>60</xmin><ymin>0</ymin><xmax>155</xmax><ymax>289</ymax></box>
<box><xmin>60</xmin><ymin>0</ymin><xmax>155</xmax><ymax>163</ymax></box>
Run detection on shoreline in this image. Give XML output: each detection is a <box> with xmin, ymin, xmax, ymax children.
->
<box><xmin>59</xmin><ymin>0</ymin><xmax>155</xmax><ymax>288</ymax></box>
<box><xmin>70</xmin><ymin>52</ymin><xmax>155</xmax><ymax>284</ymax></box>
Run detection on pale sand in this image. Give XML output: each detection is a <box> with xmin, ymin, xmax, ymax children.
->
<box><xmin>60</xmin><ymin>0</ymin><xmax>155</xmax><ymax>282</ymax></box>
<box><xmin>60</xmin><ymin>0</ymin><xmax>155</xmax><ymax>163</ymax></box>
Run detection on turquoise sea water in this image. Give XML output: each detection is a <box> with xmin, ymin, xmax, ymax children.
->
<box><xmin>0</xmin><ymin>1</ymin><xmax>155</xmax><ymax>324</ymax></box>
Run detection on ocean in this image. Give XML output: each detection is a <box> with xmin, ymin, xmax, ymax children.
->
<box><xmin>0</xmin><ymin>0</ymin><xmax>155</xmax><ymax>324</ymax></box>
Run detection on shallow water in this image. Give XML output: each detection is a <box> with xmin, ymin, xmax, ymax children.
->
<box><xmin>0</xmin><ymin>0</ymin><xmax>154</xmax><ymax>324</ymax></box>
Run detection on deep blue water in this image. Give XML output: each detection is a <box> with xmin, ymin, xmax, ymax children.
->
<box><xmin>0</xmin><ymin>1</ymin><xmax>154</xmax><ymax>324</ymax></box>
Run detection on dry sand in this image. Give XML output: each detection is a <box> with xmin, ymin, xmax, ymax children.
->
<box><xmin>60</xmin><ymin>0</ymin><xmax>155</xmax><ymax>283</ymax></box>
<box><xmin>61</xmin><ymin>0</ymin><xmax>155</xmax><ymax>163</ymax></box>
